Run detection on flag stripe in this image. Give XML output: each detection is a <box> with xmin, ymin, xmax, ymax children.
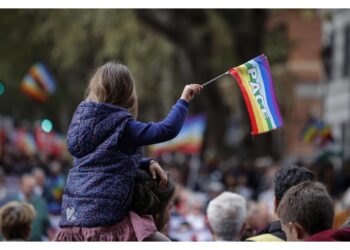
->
<box><xmin>259</xmin><ymin>56</ymin><xmax>283</xmax><ymax>127</ymax></box>
<box><xmin>229</xmin><ymin>68</ymin><xmax>259</xmax><ymax>134</ymax></box>
<box><xmin>248</xmin><ymin>61</ymin><xmax>276</xmax><ymax>130</ymax></box>
<box><xmin>238</xmin><ymin>65</ymin><xmax>269</xmax><ymax>133</ymax></box>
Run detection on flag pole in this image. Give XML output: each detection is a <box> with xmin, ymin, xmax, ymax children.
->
<box><xmin>201</xmin><ymin>71</ymin><xmax>230</xmax><ymax>87</ymax></box>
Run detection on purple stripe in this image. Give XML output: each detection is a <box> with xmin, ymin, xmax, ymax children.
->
<box><xmin>256</xmin><ymin>55</ymin><xmax>283</xmax><ymax>127</ymax></box>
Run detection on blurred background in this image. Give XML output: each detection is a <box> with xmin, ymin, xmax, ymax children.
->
<box><xmin>0</xmin><ymin>9</ymin><xmax>350</xmax><ymax>241</ymax></box>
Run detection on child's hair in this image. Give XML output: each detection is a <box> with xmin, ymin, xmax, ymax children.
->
<box><xmin>85</xmin><ymin>61</ymin><xmax>138</xmax><ymax>117</ymax></box>
<box><xmin>0</xmin><ymin>201</ymin><xmax>36</xmax><ymax>240</ymax></box>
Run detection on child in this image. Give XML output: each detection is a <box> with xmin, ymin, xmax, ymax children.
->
<box><xmin>55</xmin><ymin>62</ymin><xmax>202</xmax><ymax>241</ymax></box>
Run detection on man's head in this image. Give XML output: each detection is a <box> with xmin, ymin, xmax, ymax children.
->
<box><xmin>131</xmin><ymin>169</ymin><xmax>175</xmax><ymax>231</ymax></box>
<box><xmin>207</xmin><ymin>192</ymin><xmax>247</xmax><ymax>241</ymax></box>
<box><xmin>277</xmin><ymin>181</ymin><xmax>334</xmax><ymax>241</ymax></box>
<box><xmin>49</xmin><ymin>161</ymin><xmax>62</xmax><ymax>176</ymax></box>
<box><xmin>32</xmin><ymin>167</ymin><xmax>45</xmax><ymax>187</ymax></box>
<box><xmin>274</xmin><ymin>166</ymin><xmax>314</xmax><ymax>211</ymax></box>
<box><xmin>20</xmin><ymin>174</ymin><xmax>36</xmax><ymax>200</ymax></box>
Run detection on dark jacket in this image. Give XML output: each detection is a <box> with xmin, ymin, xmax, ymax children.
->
<box><xmin>60</xmin><ymin>101</ymin><xmax>141</xmax><ymax>227</ymax></box>
<box><xmin>60</xmin><ymin>100</ymin><xmax>189</xmax><ymax>228</ymax></box>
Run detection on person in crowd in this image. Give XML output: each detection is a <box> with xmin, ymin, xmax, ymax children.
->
<box><xmin>277</xmin><ymin>181</ymin><xmax>334</xmax><ymax>241</ymax></box>
<box><xmin>45</xmin><ymin>161</ymin><xmax>65</xmax><ymax>216</ymax></box>
<box><xmin>334</xmin><ymin>187</ymin><xmax>350</xmax><ymax>229</ymax></box>
<box><xmin>55</xmin><ymin>62</ymin><xmax>202</xmax><ymax>241</ymax></box>
<box><xmin>247</xmin><ymin>165</ymin><xmax>315</xmax><ymax>241</ymax></box>
<box><xmin>130</xmin><ymin>169</ymin><xmax>176</xmax><ymax>241</ymax></box>
<box><xmin>206</xmin><ymin>192</ymin><xmax>247</xmax><ymax>241</ymax></box>
<box><xmin>55</xmin><ymin>169</ymin><xmax>175</xmax><ymax>241</ymax></box>
<box><xmin>243</xmin><ymin>201</ymin><xmax>272</xmax><ymax>240</ymax></box>
<box><xmin>32</xmin><ymin>167</ymin><xmax>51</xmax><ymax>201</ymax></box>
<box><xmin>0</xmin><ymin>168</ymin><xmax>8</xmax><ymax>206</ymax></box>
<box><xmin>10</xmin><ymin>174</ymin><xmax>51</xmax><ymax>241</ymax></box>
<box><xmin>0</xmin><ymin>201</ymin><xmax>36</xmax><ymax>241</ymax></box>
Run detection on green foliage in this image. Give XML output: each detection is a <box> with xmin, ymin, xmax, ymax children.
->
<box><xmin>0</xmin><ymin>10</ymin><xmax>179</xmax><ymax>130</ymax></box>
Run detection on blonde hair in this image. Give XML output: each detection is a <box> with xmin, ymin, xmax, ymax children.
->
<box><xmin>85</xmin><ymin>62</ymin><xmax>138</xmax><ymax>118</ymax></box>
<box><xmin>0</xmin><ymin>201</ymin><xmax>36</xmax><ymax>240</ymax></box>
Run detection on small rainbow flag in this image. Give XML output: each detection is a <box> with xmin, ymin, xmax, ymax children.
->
<box><xmin>29</xmin><ymin>63</ymin><xmax>56</xmax><ymax>94</ymax></box>
<box><xmin>20</xmin><ymin>74</ymin><xmax>48</xmax><ymax>102</ymax></box>
<box><xmin>301</xmin><ymin>118</ymin><xmax>333</xmax><ymax>145</ymax></box>
<box><xmin>229</xmin><ymin>54</ymin><xmax>283</xmax><ymax>135</ymax></box>
<box><xmin>20</xmin><ymin>62</ymin><xmax>56</xmax><ymax>103</ymax></box>
<box><xmin>149</xmin><ymin>114</ymin><xmax>206</xmax><ymax>156</ymax></box>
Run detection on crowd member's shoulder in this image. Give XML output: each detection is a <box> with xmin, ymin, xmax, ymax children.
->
<box><xmin>246</xmin><ymin>233</ymin><xmax>285</xmax><ymax>242</ymax></box>
<box><xmin>306</xmin><ymin>227</ymin><xmax>350</xmax><ymax>241</ymax></box>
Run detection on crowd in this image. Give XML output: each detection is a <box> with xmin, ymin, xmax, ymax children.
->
<box><xmin>1</xmin><ymin>156</ymin><xmax>350</xmax><ymax>241</ymax></box>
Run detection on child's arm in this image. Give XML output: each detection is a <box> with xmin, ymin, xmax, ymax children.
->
<box><xmin>120</xmin><ymin>84</ymin><xmax>202</xmax><ymax>148</ymax></box>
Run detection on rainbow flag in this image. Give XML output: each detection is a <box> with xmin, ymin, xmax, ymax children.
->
<box><xmin>29</xmin><ymin>63</ymin><xmax>56</xmax><ymax>94</ymax></box>
<box><xmin>20</xmin><ymin>74</ymin><xmax>48</xmax><ymax>102</ymax></box>
<box><xmin>149</xmin><ymin>114</ymin><xmax>206</xmax><ymax>156</ymax></box>
<box><xmin>229</xmin><ymin>54</ymin><xmax>283</xmax><ymax>135</ymax></box>
<box><xmin>13</xmin><ymin>129</ymin><xmax>37</xmax><ymax>155</ymax></box>
<box><xmin>20</xmin><ymin>62</ymin><xmax>56</xmax><ymax>102</ymax></box>
<box><xmin>301</xmin><ymin>118</ymin><xmax>333</xmax><ymax>145</ymax></box>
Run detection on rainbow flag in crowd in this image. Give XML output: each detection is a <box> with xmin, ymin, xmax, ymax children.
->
<box><xmin>229</xmin><ymin>54</ymin><xmax>283</xmax><ymax>135</ymax></box>
<box><xmin>301</xmin><ymin>118</ymin><xmax>333</xmax><ymax>145</ymax></box>
<box><xmin>13</xmin><ymin>129</ymin><xmax>37</xmax><ymax>155</ymax></box>
<box><xmin>149</xmin><ymin>114</ymin><xmax>206</xmax><ymax>156</ymax></box>
<box><xmin>20</xmin><ymin>62</ymin><xmax>56</xmax><ymax>102</ymax></box>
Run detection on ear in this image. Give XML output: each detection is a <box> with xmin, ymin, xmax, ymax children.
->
<box><xmin>292</xmin><ymin>222</ymin><xmax>308</xmax><ymax>241</ymax></box>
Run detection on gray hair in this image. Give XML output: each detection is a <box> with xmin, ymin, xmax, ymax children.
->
<box><xmin>207</xmin><ymin>192</ymin><xmax>247</xmax><ymax>241</ymax></box>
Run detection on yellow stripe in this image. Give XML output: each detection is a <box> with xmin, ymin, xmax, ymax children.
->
<box><xmin>246</xmin><ymin>234</ymin><xmax>285</xmax><ymax>242</ymax></box>
<box><xmin>237</xmin><ymin>65</ymin><xmax>269</xmax><ymax>133</ymax></box>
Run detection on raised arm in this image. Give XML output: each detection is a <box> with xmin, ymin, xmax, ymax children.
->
<box><xmin>120</xmin><ymin>99</ymin><xmax>189</xmax><ymax>148</ymax></box>
<box><xmin>119</xmin><ymin>84</ymin><xmax>202</xmax><ymax>149</ymax></box>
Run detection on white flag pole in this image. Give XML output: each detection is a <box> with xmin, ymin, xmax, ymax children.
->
<box><xmin>201</xmin><ymin>71</ymin><xmax>230</xmax><ymax>87</ymax></box>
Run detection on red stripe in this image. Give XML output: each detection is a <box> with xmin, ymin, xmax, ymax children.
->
<box><xmin>229</xmin><ymin>68</ymin><xmax>258</xmax><ymax>135</ymax></box>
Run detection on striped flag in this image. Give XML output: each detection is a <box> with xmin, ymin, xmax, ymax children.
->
<box><xmin>229</xmin><ymin>54</ymin><xmax>283</xmax><ymax>135</ymax></box>
<box><xmin>149</xmin><ymin>114</ymin><xmax>206</xmax><ymax>156</ymax></box>
<box><xmin>20</xmin><ymin>62</ymin><xmax>56</xmax><ymax>103</ymax></box>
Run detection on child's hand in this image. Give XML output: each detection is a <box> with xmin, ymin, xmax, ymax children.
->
<box><xmin>180</xmin><ymin>84</ymin><xmax>203</xmax><ymax>102</ymax></box>
<box><xmin>149</xmin><ymin>160</ymin><xmax>168</xmax><ymax>188</ymax></box>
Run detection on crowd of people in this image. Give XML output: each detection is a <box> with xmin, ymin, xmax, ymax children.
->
<box><xmin>1</xmin><ymin>157</ymin><xmax>350</xmax><ymax>242</ymax></box>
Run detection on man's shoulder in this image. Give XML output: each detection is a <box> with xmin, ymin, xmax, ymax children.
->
<box><xmin>246</xmin><ymin>233</ymin><xmax>285</xmax><ymax>242</ymax></box>
<box><xmin>247</xmin><ymin>220</ymin><xmax>286</xmax><ymax>241</ymax></box>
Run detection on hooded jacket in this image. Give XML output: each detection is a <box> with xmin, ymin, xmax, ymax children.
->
<box><xmin>59</xmin><ymin>99</ymin><xmax>189</xmax><ymax>227</ymax></box>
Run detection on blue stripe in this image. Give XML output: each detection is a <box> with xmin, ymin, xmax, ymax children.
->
<box><xmin>255</xmin><ymin>57</ymin><xmax>282</xmax><ymax>128</ymax></box>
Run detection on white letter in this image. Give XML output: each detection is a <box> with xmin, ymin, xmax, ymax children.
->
<box><xmin>250</xmin><ymin>82</ymin><xmax>260</xmax><ymax>95</ymax></box>
<box><xmin>248</xmin><ymin>68</ymin><xmax>257</xmax><ymax>80</ymax></box>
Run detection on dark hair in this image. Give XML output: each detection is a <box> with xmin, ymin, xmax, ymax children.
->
<box><xmin>277</xmin><ymin>181</ymin><xmax>334</xmax><ymax>236</ymax></box>
<box><xmin>274</xmin><ymin>166</ymin><xmax>314</xmax><ymax>203</ymax></box>
<box><xmin>0</xmin><ymin>201</ymin><xmax>36</xmax><ymax>240</ymax></box>
<box><xmin>130</xmin><ymin>169</ymin><xmax>175</xmax><ymax>230</ymax></box>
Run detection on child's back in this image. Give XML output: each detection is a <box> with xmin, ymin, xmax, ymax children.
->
<box><xmin>60</xmin><ymin>101</ymin><xmax>140</xmax><ymax>227</ymax></box>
